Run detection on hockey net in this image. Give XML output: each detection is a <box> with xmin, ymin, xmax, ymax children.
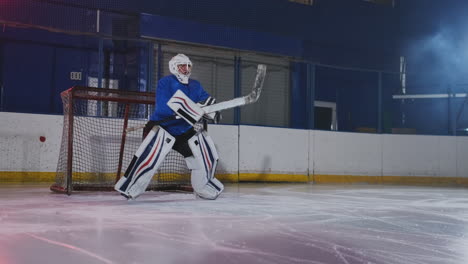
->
<box><xmin>51</xmin><ymin>86</ymin><xmax>192</xmax><ymax>194</ymax></box>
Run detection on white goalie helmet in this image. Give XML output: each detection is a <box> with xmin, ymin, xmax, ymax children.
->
<box><xmin>169</xmin><ymin>54</ymin><xmax>192</xmax><ymax>84</ymax></box>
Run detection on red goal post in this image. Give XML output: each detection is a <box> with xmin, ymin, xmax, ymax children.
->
<box><xmin>51</xmin><ymin>86</ymin><xmax>192</xmax><ymax>195</ymax></box>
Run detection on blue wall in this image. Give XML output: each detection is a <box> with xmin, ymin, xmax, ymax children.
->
<box><xmin>11</xmin><ymin>0</ymin><xmax>467</xmax><ymax>134</ymax></box>
<box><xmin>138</xmin><ymin>0</ymin><xmax>398</xmax><ymax>69</ymax></box>
<box><xmin>1</xmin><ymin>0</ymin><xmax>400</xmax><ymax>117</ymax></box>
<box><xmin>0</xmin><ymin>26</ymin><xmax>144</xmax><ymax>113</ymax></box>
<box><xmin>2</xmin><ymin>42</ymin><xmax>55</xmax><ymax>113</ymax></box>
<box><xmin>1</xmin><ymin>0</ymin><xmax>467</xmax><ymax>134</ymax></box>
<box><xmin>140</xmin><ymin>14</ymin><xmax>303</xmax><ymax>58</ymax></box>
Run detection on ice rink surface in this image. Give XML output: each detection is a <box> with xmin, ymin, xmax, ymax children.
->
<box><xmin>1</xmin><ymin>183</ymin><xmax>468</xmax><ymax>264</ymax></box>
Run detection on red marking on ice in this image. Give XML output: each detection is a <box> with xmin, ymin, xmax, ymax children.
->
<box><xmin>26</xmin><ymin>233</ymin><xmax>114</xmax><ymax>264</ymax></box>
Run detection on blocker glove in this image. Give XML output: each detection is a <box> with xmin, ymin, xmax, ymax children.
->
<box><xmin>198</xmin><ymin>97</ymin><xmax>221</xmax><ymax>124</ymax></box>
<box><xmin>204</xmin><ymin>111</ymin><xmax>221</xmax><ymax>124</ymax></box>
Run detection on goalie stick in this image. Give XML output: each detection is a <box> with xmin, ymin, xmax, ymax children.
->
<box><xmin>126</xmin><ymin>64</ymin><xmax>267</xmax><ymax>132</ymax></box>
<box><xmin>203</xmin><ymin>64</ymin><xmax>266</xmax><ymax>113</ymax></box>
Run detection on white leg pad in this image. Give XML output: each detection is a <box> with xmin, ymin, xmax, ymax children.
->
<box><xmin>115</xmin><ymin>126</ymin><xmax>175</xmax><ymax>199</ymax></box>
<box><xmin>186</xmin><ymin>132</ymin><xmax>224</xmax><ymax>200</ymax></box>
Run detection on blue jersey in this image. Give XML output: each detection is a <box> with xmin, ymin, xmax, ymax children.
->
<box><xmin>150</xmin><ymin>75</ymin><xmax>210</xmax><ymax>136</ymax></box>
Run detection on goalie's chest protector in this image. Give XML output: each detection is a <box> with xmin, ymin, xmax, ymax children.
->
<box><xmin>168</xmin><ymin>76</ymin><xmax>206</xmax><ymax>105</ymax></box>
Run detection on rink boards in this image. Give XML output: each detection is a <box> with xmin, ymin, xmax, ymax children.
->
<box><xmin>1</xmin><ymin>112</ymin><xmax>468</xmax><ymax>185</ymax></box>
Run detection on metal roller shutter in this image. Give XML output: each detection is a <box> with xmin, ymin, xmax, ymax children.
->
<box><xmin>154</xmin><ymin>43</ymin><xmax>290</xmax><ymax>126</ymax></box>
